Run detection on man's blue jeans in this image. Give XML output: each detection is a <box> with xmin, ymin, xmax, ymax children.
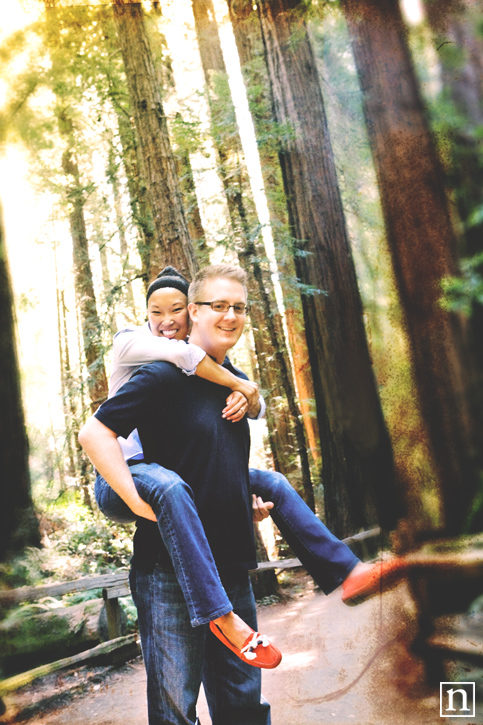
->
<box><xmin>130</xmin><ymin>564</ymin><xmax>271</xmax><ymax>725</ymax></box>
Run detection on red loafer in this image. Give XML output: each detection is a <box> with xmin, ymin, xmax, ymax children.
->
<box><xmin>209</xmin><ymin>621</ymin><xmax>282</xmax><ymax>669</ymax></box>
<box><xmin>342</xmin><ymin>557</ymin><xmax>409</xmax><ymax>606</ymax></box>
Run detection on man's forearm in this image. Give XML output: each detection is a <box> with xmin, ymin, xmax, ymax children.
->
<box><xmin>78</xmin><ymin>417</ymin><xmax>156</xmax><ymax>521</ymax></box>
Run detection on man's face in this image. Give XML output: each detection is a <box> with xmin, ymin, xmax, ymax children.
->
<box><xmin>188</xmin><ymin>277</ymin><xmax>247</xmax><ymax>360</ymax></box>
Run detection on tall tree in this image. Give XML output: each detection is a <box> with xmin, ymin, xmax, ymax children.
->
<box><xmin>423</xmin><ymin>0</ymin><xmax>483</xmax><ymax>431</ymax></box>
<box><xmin>111</xmin><ymin>0</ymin><xmax>198</xmax><ymax>281</ymax></box>
<box><xmin>342</xmin><ymin>0</ymin><xmax>481</xmax><ymax>533</ymax></box>
<box><xmin>0</xmin><ymin>203</ymin><xmax>40</xmax><ymax>561</ymax></box>
<box><xmin>192</xmin><ymin>0</ymin><xmax>314</xmax><ymax>507</ymax></box>
<box><xmin>57</xmin><ymin>113</ymin><xmax>109</xmax><ymax>415</ymax></box>
<box><xmin>226</xmin><ymin>0</ymin><xmax>321</xmax><ymax>465</ymax></box>
<box><xmin>257</xmin><ymin>0</ymin><xmax>399</xmax><ymax>536</ymax></box>
<box><xmin>42</xmin><ymin>4</ymin><xmax>109</xmax><ymax>415</ymax></box>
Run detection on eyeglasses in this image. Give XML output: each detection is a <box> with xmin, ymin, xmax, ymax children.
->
<box><xmin>195</xmin><ymin>301</ymin><xmax>249</xmax><ymax>315</ymax></box>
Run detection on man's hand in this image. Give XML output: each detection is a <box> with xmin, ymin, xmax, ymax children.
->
<box><xmin>232</xmin><ymin>378</ymin><xmax>259</xmax><ymax>410</ymax></box>
<box><xmin>222</xmin><ymin>391</ymin><xmax>250</xmax><ymax>422</ymax></box>
<box><xmin>252</xmin><ymin>494</ymin><xmax>274</xmax><ymax>522</ymax></box>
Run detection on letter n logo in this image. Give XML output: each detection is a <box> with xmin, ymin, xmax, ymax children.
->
<box><xmin>440</xmin><ymin>682</ymin><xmax>475</xmax><ymax>717</ymax></box>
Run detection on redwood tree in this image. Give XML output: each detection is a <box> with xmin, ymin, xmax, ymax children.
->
<box><xmin>342</xmin><ymin>0</ymin><xmax>481</xmax><ymax>533</ymax></box>
<box><xmin>257</xmin><ymin>0</ymin><xmax>400</xmax><ymax>536</ymax></box>
<box><xmin>112</xmin><ymin>0</ymin><xmax>198</xmax><ymax>282</ymax></box>
<box><xmin>192</xmin><ymin>0</ymin><xmax>314</xmax><ymax>507</ymax></box>
<box><xmin>226</xmin><ymin>0</ymin><xmax>321</xmax><ymax>465</ymax></box>
<box><xmin>0</xmin><ymin>204</ymin><xmax>40</xmax><ymax>561</ymax></box>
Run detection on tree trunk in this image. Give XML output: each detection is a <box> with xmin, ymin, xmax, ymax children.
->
<box><xmin>258</xmin><ymin>0</ymin><xmax>399</xmax><ymax>537</ymax></box>
<box><xmin>60</xmin><ymin>141</ymin><xmax>109</xmax><ymax>415</ymax></box>
<box><xmin>423</xmin><ymin>0</ymin><xmax>483</xmax><ymax>452</ymax></box>
<box><xmin>111</xmin><ymin>0</ymin><xmax>198</xmax><ymax>282</ymax></box>
<box><xmin>342</xmin><ymin>0</ymin><xmax>481</xmax><ymax>533</ymax></box>
<box><xmin>172</xmin><ymin>115</ymin><xmax>210</xmax><ymax>266</ymax></box>
<box><xmin>192</xmin><ymin>0</ymin><xmax>314</xmax><ymax>507</ymax></box>
<box><xmin>107</xmin><ymin>143</ymin><xmax>137</xmax><ymax>321</ymax></box>
<box><xmin>43</xmin><ymin>4</ymin><xmax>109</xmax><ymax>415</ymax></box>
<box><xmin>226</xmin><ymin>0</ymin><xmax>321</xmax><ymax>466</ymax></box>
<box><xmin>0</xmin><ymin>203</ymin><xmax>40</xmax><ymax>562</ymax></box>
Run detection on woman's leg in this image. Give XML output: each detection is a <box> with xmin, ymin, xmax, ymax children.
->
<box><xmin>249</xmin><ymin>468</ymin><xmax>359</xmax><ymax>594</ymax></box>
<box><xmin>96</xmin><ymin>463</ymin><xmax>233</xmax><ymax>626</ymax></box>
<box><xmin>95</xmin><ymin>473</ymin><xmax>137</xmax><ymax>524</ymax></box>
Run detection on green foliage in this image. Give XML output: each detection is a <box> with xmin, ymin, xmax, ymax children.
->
<box><xmin>440</xmin><ymin>253</ymin><xmax>483</xmax><ymax>316</ymax></box>
<box><xmin>0</xmin><ymin>493</ymin><xmax>133</xmax><ymax>594</ymax></box>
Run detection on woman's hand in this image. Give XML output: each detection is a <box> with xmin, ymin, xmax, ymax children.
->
<box><xmin>232</xmin><ymin>378</ymin><xmax>259</xmax><ymax>410</ymax></box>
<box><xmin>128</xmin><ymin>494</ymin><xmax>157</xmax><ymax>522</ymax></box>
<box><xmin>222</xmin><ymin>391</ymin><xmax>250</xmax><ymax>422</ymax></box>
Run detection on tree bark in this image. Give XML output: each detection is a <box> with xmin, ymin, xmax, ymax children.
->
<box><xmin>257</xmin><ymin>0</ymin><xmax>399</xmax><ymax>537</ymax></box>
<box><xmin>0</xmin><ymin>204</ymin><xmax>40</xmax><ymax>562</ymax></box>
<box><xmin>111</xmin><ymin>0</ymin><xmax>198</xmax><ymax>282</ymax></box>
<box><xmin>342</xmin><ymin>0</ymin><xmax>481</xmax><ymax>533</ymax></box>
<box><xmin>192</xmin><ymin>0</ymin><xmax>314</xmax><ymax>507</ymax></box>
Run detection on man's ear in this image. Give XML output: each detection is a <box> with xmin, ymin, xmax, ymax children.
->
<box><xmin>188</xmin><ymin>302</ymin><xmax>198</xmax><ymax>324</ymax></box>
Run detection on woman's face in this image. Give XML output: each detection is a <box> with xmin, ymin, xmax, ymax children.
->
<box><xmin>147</xmin><ymin>287</ymin><xmax>190</xmax><ymax>341</ymax></box>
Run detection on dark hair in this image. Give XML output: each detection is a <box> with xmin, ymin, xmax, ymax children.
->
<box><xmin>146</xmin><ymin>266</ymin><xmax>190</xmax><ymax>305</ymax></box>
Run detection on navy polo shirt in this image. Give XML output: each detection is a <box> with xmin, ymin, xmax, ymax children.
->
<box><xmin>94</xmin><ymin>360</ymin><xmax>257</xmax><ymax>572</ymax></box>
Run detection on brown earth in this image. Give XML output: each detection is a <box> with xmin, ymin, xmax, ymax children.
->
<box><xmin>1</xmin><ymin>572</ymin><xmax>476</xmax><ymax>725</ymax></box>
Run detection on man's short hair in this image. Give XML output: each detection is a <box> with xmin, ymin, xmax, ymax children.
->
<box><xmin>188</xmin><ymin>264</ymin><xmax>248</xmax><ymax>303</ymax></box>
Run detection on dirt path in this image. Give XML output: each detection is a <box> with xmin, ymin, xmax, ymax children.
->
<box><xmin>1</xmin><ymin>577</ymin><xmax>453</xmax><ymax>724</ymax></box>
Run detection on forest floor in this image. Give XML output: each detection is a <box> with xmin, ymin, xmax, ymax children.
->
<box><xmin>1</xmin><ymin>571</ymin><xmax>479</xmax><ymax>725</ymax></box>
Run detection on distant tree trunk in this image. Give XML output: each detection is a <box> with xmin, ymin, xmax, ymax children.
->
<box><xmin>192</xmin><ymin>0</ymin><xmax>314</xmax><ymax>508</ymax></box>
<box><xmin>112</xmin><ymin>0</ymin><xmax>198</xmax><ymax>282</ymax></box>
<box><xmin>172</xmin><ymin>115</ymin><xmax>210</xmax><ymax>266</ymax></box>
<box><xmin>258</xmin><ymin>0</ymin><xmax>400</xmax><ymax>537</ymax></box>
<box><xmin>0</xmin><ymin>203</ymin><xmax>40</xmax><ymax>562</ymax></box>
<box><xmin>423</xmin><ymin>0</ymin><xmax>483</xmax><ymax>442</ymax></box>
<box><xmin>107</xmin><ymin>144</ymin><xmax>137</xmax><ymax>320</ymax></box>
<box><xmin>60</xmin><ymin>137</ymin><xmax>108</xmax><ymax>416</ymax></box>
<box><xmin>54</xmin><ymin>243</ymin><xmax>76</xmax><ymax>480</ymax></box>
<box><xmin>226</xmin><ymin>0</ymin><xmax>321</xmax><ymax>466</ymax></box>
<box><xmin>342</xmin><ymin>0</ymin><xmax>481</xmax><ymax>533</ymax></box>
<box><xmin>44</xmin><ymin>4</ymin><xmax>108</xmax><ymax>417</ymax></box>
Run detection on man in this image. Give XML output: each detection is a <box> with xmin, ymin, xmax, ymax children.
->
<box><xmin>79</xmin><ymin>265</ymin><xmax>276</xmax><ymax>725</ymax></box>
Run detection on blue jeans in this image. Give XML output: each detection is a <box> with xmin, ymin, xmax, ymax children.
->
<box><xmin>95</xmin><ymin>465</ymin><xmax>359</xmax><ymax>621</ymax></box>
<box><xmin>130</xmin><ymin>564</ymin><xmax>271</xmax><ymax>725</ymax></box>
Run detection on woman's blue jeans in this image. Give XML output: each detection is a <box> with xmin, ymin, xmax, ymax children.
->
<box><xmin>95</xmin><ymin>464</ymin><xmax>359</xmax><ymax>625</ymax></box>
<box><xmin>130</xmin><ymin>564</ymin><xmax>270</xmax><ymax>725</ymax></box>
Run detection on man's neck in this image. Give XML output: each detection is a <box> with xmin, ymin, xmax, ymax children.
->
<box><xmin>189</xmin><ymin>331</ymin><xmax>228</xmax><ymax>365</ymax></box>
